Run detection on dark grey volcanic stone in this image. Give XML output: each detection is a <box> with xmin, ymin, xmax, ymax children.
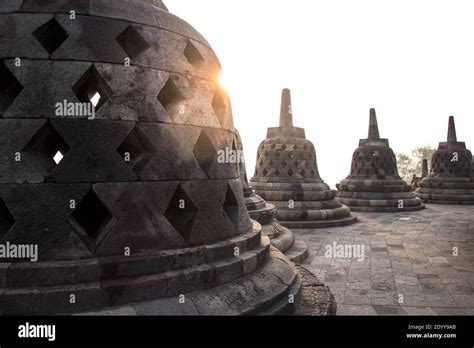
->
<box><xmin>0</xmin><ymin>0</ymin><xmax>300</xmax><ymax>315</ymax></box>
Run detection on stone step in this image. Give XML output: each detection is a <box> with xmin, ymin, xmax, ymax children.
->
<box><xmin>267</xmin><ymin>224</ymin><xmax>295</xmax><ymax>253</ymax></box>
<box><xmin>293</xmin><ymin>265</ymin><xmax>337</xmax><ymax>316</ymax></box>
<box><xmin>77</xmin><ymin>249</ymin><xmax>302</xmax><ymax>316</ymax></box>
<box><xmin>285</xmin><ymin>239</ymin><xmax>309</xmax><ymax>264</ymax></box>
<box><xmin>280</xmin><ymin>214</ymin><xmax>357</xmax><ymax>229</ymax></box>
<box><xmin>0</xmin><ymin>241</ymin><xmax>272</xmax><ymax>315</ymax></box>
<box><xmin>258</xmin><ymin>270</ymin><xmax>302</xmax><ymax>316</ymax></box>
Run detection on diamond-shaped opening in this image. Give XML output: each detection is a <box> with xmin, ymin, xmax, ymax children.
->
<box><xmin>165</xmin><ymin>185</ymin><xmax>197</xmax><ymax>242</ymax></box>
<box><xmin>0</xmin><ymin>198</ymin><xmax>15</xmax><ymax>239</ymax></box>
<box><xmin>116</xmin><ymin>24</ymin><xmax>151</xmax><ymax>60</ymax></box>
<box><xmin>157</xmin><ymin>77</ymin><xmax>185</xmax><ymax>111</ymax></box>
<box><xmin>0</xmin><ymin>61</ymin><xmax>24</xmax><ymax>114</ymax></box>
<box><xmin>32</xmin><ymin>17</ymin><xmax>68</xmax><ymax>55</ymax></box>
<box><xmin>53</xmin><ymin>150</ymin><xmax>64</xmax><ymax>164</ymax></box>
<box><xmin>71</xmin><ymin>188</ymin><xmax>113</xmax><ymax>240</ymax></box>
<box><xmin>212</xmin><ymin>88</ymin><xmax>227</xmax><ymax>127</ymax></box>
<box><xmin>117</xmin><ymin>126</ymin><xmax>155</xmax><ymax>171</ymax></box>
<box><xmin>288</xmin><ymin>169</ymin><xmax>294</xmax><ymax>176</ymax></box>
<box><xmin>72</xmin><ymin>65</ymin><xmax>112</xmax><ymax>111</ymax></box>
<box><xmin>184</xmin><ymin>39</ymin><xmax>204</xmax><ymax>67</ymax></box>
<box><xmin>274</xmin><ymin>170</ymin><xmax>280</xmax><ymax>176</ymax></box>
<box><xmin>223</xmin><ymin>184</ymin><xmax>239</xmax><ymax>228</ymax></box>
<box><xmin>193</xmin><ymin>131</ymin><xmax>216</xmax><ymax>177</ymax></box>
<box><xmin>23</xmin><ymin>121</ymin><xmax>70</xmax><ymax>172</ymax></box>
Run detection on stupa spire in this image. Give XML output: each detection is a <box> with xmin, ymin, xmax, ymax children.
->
<box><xmin>422</xmin><ymin>159</ymin><xmax>429</xmax><ymax>177</ymax></box>
<box><xmin>368</xmin><ymin>108</ymin><xmax>380</xmax><ymax>140</ymax></box>
<box><xmin>279</xmin><ymin>88</ymin><xmax>293</xmax><ymax>128</ymax></box>
<box><xmin>447</xmin><ymin>116</ymin><xmax>457</xmax><ymax>143</ymax></box>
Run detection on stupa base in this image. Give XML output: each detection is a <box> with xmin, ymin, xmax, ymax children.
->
<box><xmin>0</xmin><ymin>222</ymin><xmax>304</xmax><ymax>316</ymax></box>
<box><xmin>418</xmin><ymin>198</ymin><xmax>474</xmax><ymax>205</ymax></box>
<box><xmin>261</xmin><ymin>221</ymin><xmax>309</xmax><ymax>263</ymax></box>
<box><xmin>77</xmin><ymin>248</ymin><xmax>303</xmax><ymax>316</ymax></box>
<box><xmin>278</xmin><ymin>214</ymin><xmax>357</xmax><ymax>229</ymax></box>
<box><xmin>346</xmin><ymin>205</ymin><xmax>426</xmax><ymax>212</ymax></box>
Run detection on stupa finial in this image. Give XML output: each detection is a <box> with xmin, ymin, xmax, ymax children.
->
<box><xmin>279</xmin><ymin>88</ymin><xmax>293</xmax><ymax>128</ymax></box>
<box><xmin>368</xmin><ymin>108</ymin><xmax>380</xmax><ymax>139</ymax></box>
<box><xmin>422</xmin><ymin>159</ymin><xmax>429</xmax><ymax>177</ymax></box>
<box><xmin>447</xmin><ymin>116</ymin><xmax>457</xmax><ymax>143</ymax></box>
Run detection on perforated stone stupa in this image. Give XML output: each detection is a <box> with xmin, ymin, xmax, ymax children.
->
<box><xmin>415</xmin><ymin>116</ymin><xmax>474</xmax><ymax>205</ymax></box>
<box><xmin>0</xmin><ymin>0</ymin><xmax>302</xmax><ymax>315</ymax></box>
<box><xmin>336</xmin><ymin>109</ymin><xmax>425</xmax><ymax>212</ymax></box>
<box><xmin>250</xmin><ymin>89</ymin><xmax>357</xmax><ymax>228</ymax></box>
<box><xmin>235</xmin><ymin>131</ymin><xmax>308</xmax><ymax>263</ymax></box>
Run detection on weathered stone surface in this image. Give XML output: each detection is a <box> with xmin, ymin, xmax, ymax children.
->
<box><xmin>0</xmin><ymin>263</ymin><xmax>9</xmax><ymax>288</ymax></box>
<box><xmin>336</xmin><ymin>109</ymin><xmax>425</xmax><ymax>212</ymax></box>
<box><xmin>0</xmin><ymin>2</ymin><xmax>301</xmax><ymax>316</ymax></box>
<box><xmin>293</xmin><ymin>265</ymin><xmax>337</xmax><ymax>316</ymax></box>
<box><xmin>416</xmin><ymin>116</ymin><xmax>474</xmax><ymax>205</ymax></box>
<box><xmin>294</xmin><ymin>204</ymin><xmax>474</xmax><ymax>316</ymax></box>
<box><xmin>0</xmin><ymin>0</ymin><xmax>22</xmax><ymax>13</ymax></box>
<box><xmin>0</xmin><ymin>14</ymin><xmax>52</xmax><ymax>58</ymax></box>
<box><xmin>236</xmin><ymin>129</ymin><xmax>308</xmax><ymax>262</ymax></box>
<box><xmin>251</xmin><ymin>89</ymin><xmax>357</xmax><ymax>228</ymax></box>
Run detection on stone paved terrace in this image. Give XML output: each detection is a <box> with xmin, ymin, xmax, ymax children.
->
<box><xmin>293</xmin><ymin>204</ymin><xmax>474</xmax><ymax>315</ymax></box>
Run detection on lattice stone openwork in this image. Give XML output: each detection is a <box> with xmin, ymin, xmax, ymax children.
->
<box><xmin>251</xmin><ymin>89</ymin><xmax>357</xmax><ymax>228</ymax></box>
<box><xmin>0</xmin><ymin>0</ymin><xmax>300</xmax><ymax>316</ymax></box>
<box><xmin>415</xmin><ymin>116</ymin><xmax>474</xmax><ymax>205</ymax></box>
<box><xmin>336</xmin><ymin>109</ymin><xmax>425</xmax><ymax>212</ymax></box>
<box><xmin>236</xmin><ymin>130</ymin><xmax>309</xmax><ymax>262</ymax></box>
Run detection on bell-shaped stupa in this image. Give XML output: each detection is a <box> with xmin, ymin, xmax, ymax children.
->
<box><xmin>415</xmin><ymin>116</ymin><xmax>474</xmax><ymax>204</ymax></box>
<box><xmin>336</xmin><ymin>109</ymin><xmax>425</xmax><ymax>212</ymax></box>
<box><xmin>0</xmin><ymin>1</ymin><xmax>302</xmax><ymax>315</ymax></box>
<box><xmin>235</xmin><ymin>131</ymin><xmax>308</xmax><ymax>262</ymax></box>
<box><xmin>250</xmin><ymin>89</ymin><xmax>357</xmax><ymax>228</ymax></box>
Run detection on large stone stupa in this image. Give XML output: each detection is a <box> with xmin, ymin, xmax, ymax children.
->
<box><xmin>235</xmin><ymin>131</ymin><xmax>308</xmax><ymax>263</ymax></box>
<box><xmin>250</xmin><ymin>89</ymin><xmax>357</xmax><ymax>228</ymax></box>
<box><xmin>336</xmin><ymin>109</ymin><xmax>425</xmax><ymax>212</ymax></box>
<box><xmin>0</xmin><ymin>0</ymin><xmax>301</xmax><ymax>315</ymax></box>
<box><xmin>415</xmin><ymin>116</ymin><xmax>474</xmax><ymax>205</ymax></box>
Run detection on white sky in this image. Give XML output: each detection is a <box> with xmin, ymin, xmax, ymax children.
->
<box><xmin>166</xmin><ymin>0</ymin><xmax>474</xmax><ymax>188</ymax></box>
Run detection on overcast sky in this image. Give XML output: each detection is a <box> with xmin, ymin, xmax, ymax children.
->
<box><xmin>166</xmin><ymin>0</ymin><xmax>473</xmax><ymax>188</ymax></box>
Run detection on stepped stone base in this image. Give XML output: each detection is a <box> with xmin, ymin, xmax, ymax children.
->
<box><xmin>280</xmin><ymin>215</ymin><xmax>358</xmax><ymax>229</ymax></box>
<box><xmin>261</xmin><ymin>221</ymin><xmax>309</xmax><ymax>263</ymax></box>
<box><xmin>252</xmin><ymin>181</ymin><xmax>358</xmax><ymax>229</ymax></box>
<box><xmin>416</xmin><ymin>178</ymin><xmax>474</xmax><ymax>205</ymax></box>
<box><xmin>0</xmin><ymin>222</ymin><xmax>303</xmax><ymax>316</ymax></box>
<box><xmin>337</xmin><ymin>178</ymin><xmax>425</xmax><ymax>213</ymax></box>
<box><xmin>293</xmin><ymin>265</ymin><xmax>337</xmax><ymax>316</ymax></box>
<box><xmin>78</xmin><ymin>248</ymin><xmax>303</xmax><ymax>316</ymax></box>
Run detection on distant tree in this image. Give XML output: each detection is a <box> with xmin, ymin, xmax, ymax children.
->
<box><xmin>396</xmin><ymin>152</ymin><xmax>416</xmax><ymax>183</ymax></box>
<box><xmin>411</xmin><ymin>146</ymin><xmax>436</xmax><ymax>177</ymax></box>
<box><xmin>396</xmin><ymin>146</ymin><xmax>436</xmax><ymax>183</ymax></box>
